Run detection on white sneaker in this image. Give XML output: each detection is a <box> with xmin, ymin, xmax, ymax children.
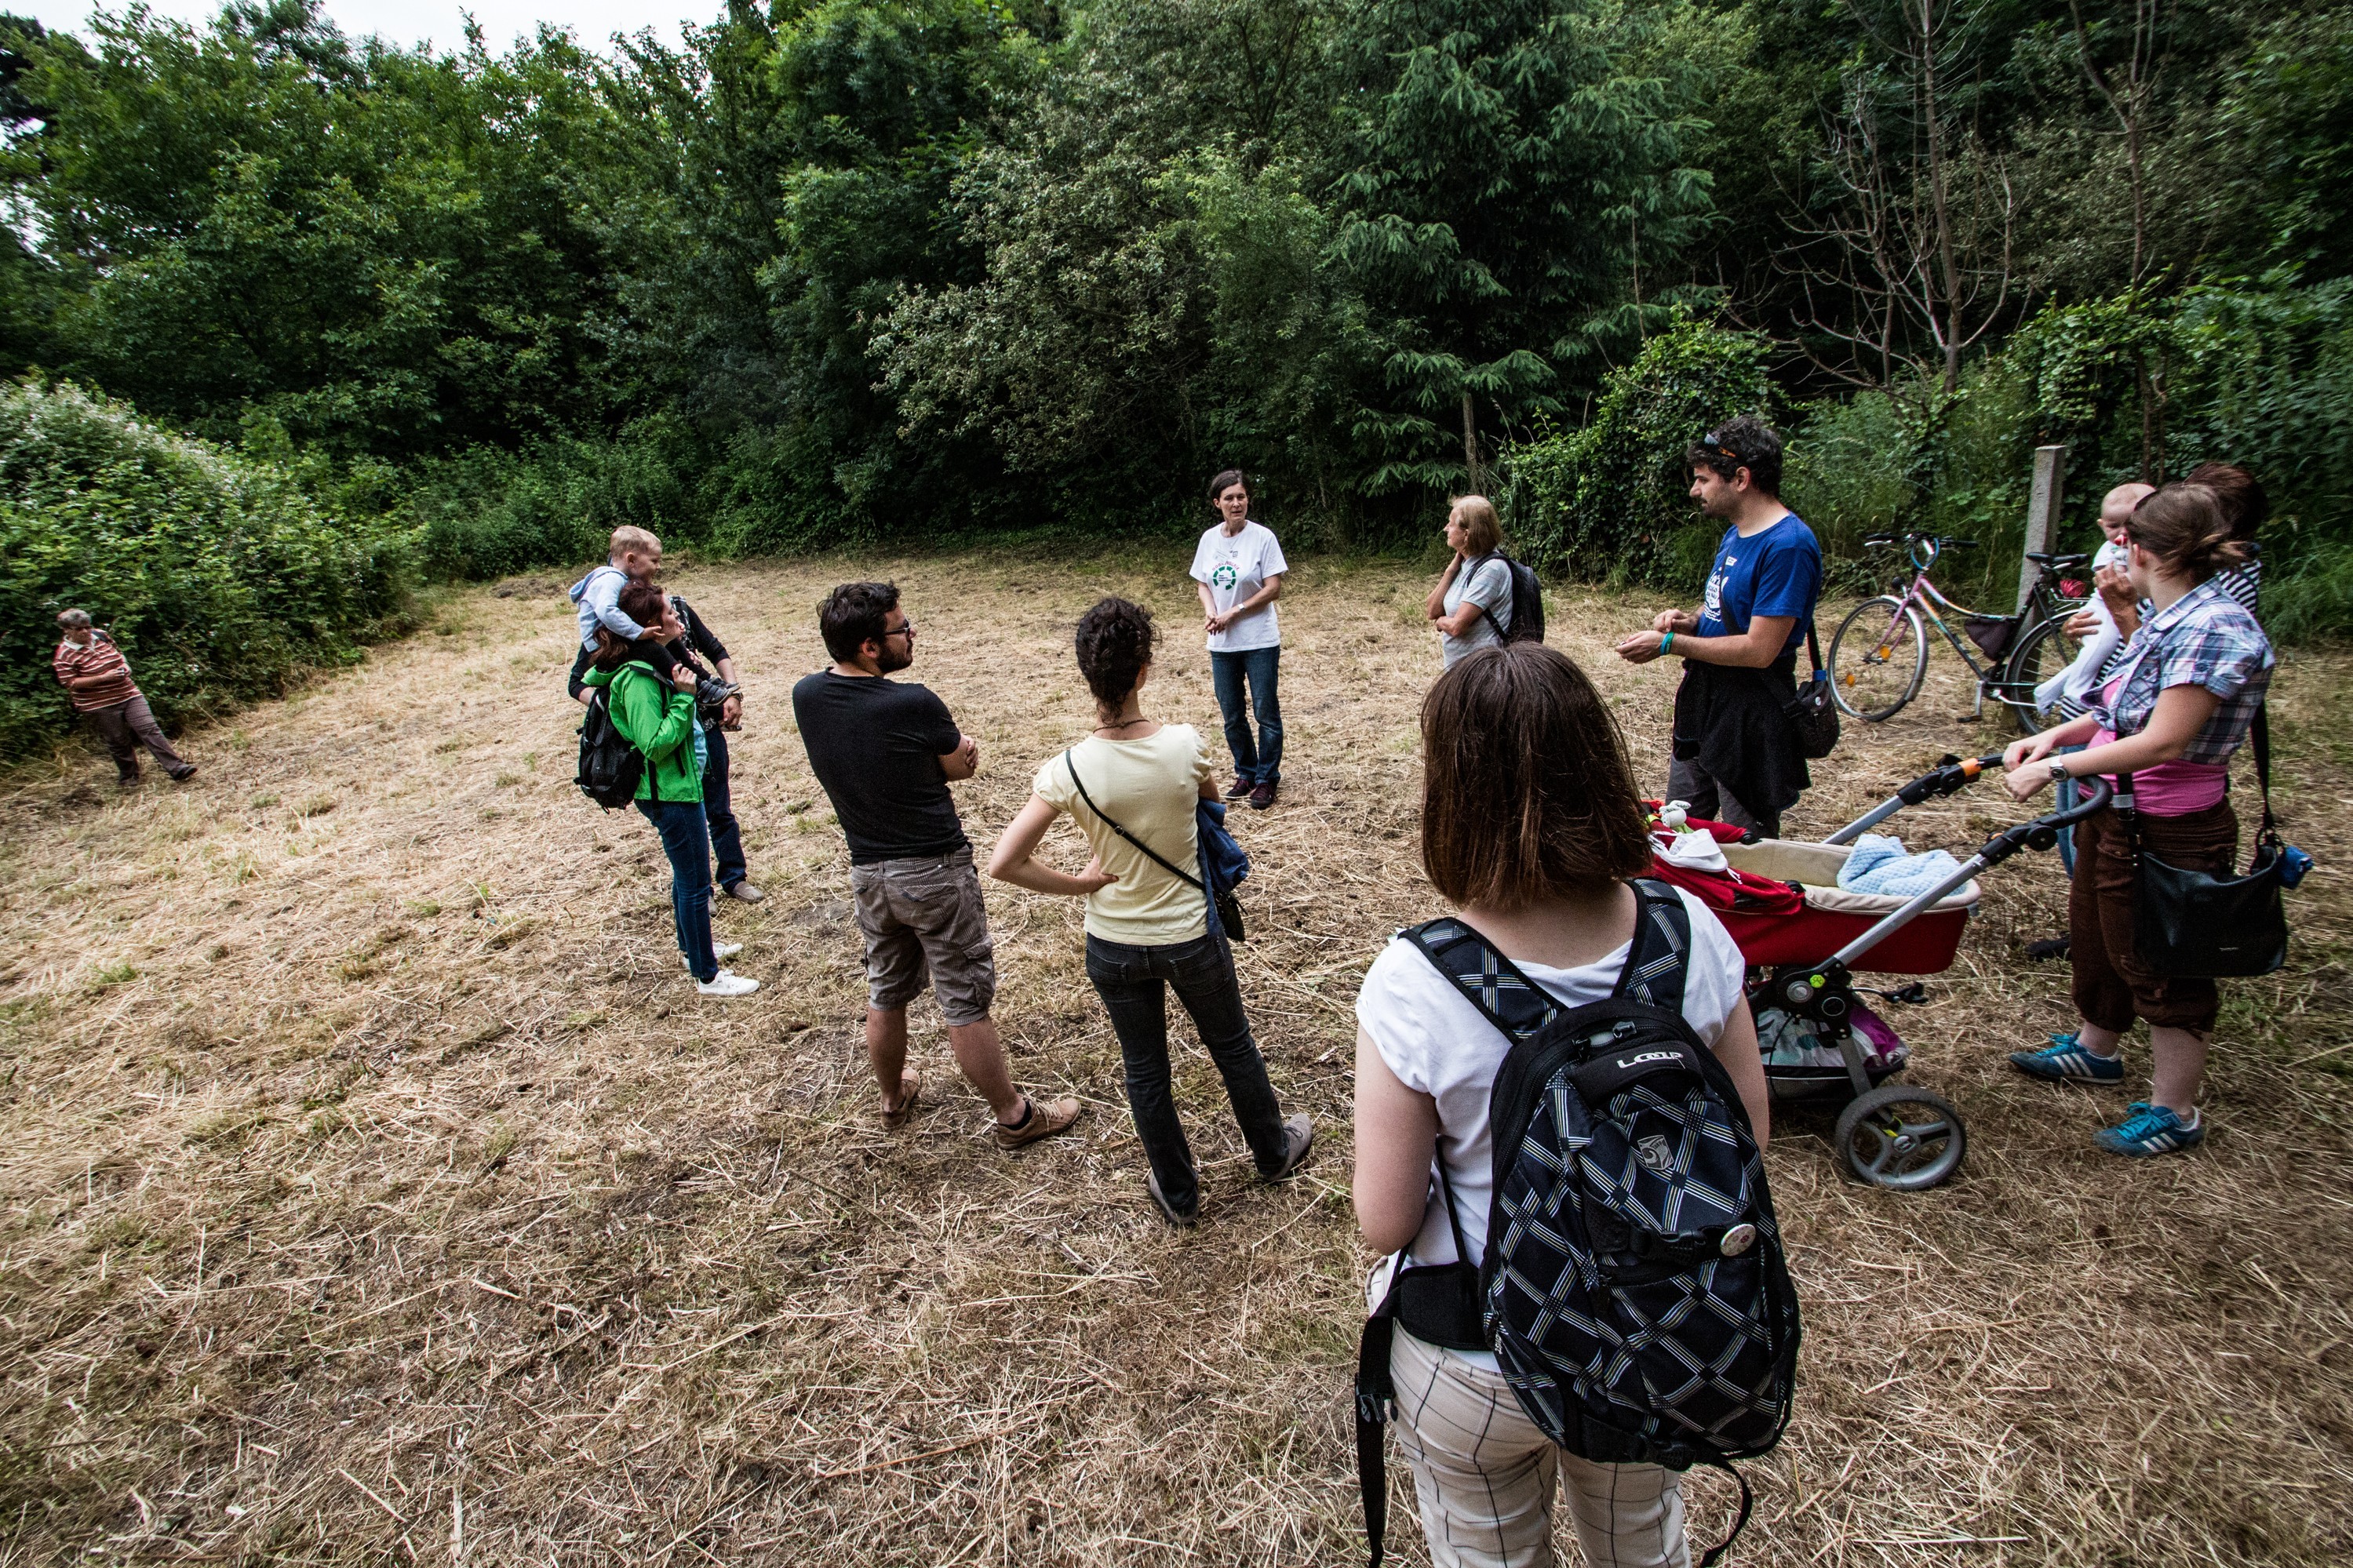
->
<box><xmin>683</xmin><ymin>940</ymin><xmax>744</xmax><ymax>969</ymax></box>
<box><xmin>695</xmin><ymin>969</ymin><xmax>759</xmax><ymax>998</ymax></box>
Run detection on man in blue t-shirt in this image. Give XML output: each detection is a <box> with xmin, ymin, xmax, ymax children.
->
<box><xmin>1615</xmin><ymin>417</ymin><xmax>1822</xmax><ymax>838</ymax></box>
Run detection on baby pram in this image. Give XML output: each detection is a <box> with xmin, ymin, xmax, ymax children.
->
<box><xmin>1648</xmin><ymin>757</ymin><xmax>2111</xmax><ymax>1191</ymax></box>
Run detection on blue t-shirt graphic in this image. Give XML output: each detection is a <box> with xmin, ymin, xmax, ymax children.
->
<box><xmin>1695</xmin><ymin>513</ymin><xmax>1822</xmax><ymax>653</ymax></box>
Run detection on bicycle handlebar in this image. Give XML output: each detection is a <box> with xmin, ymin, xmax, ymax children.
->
<box><xmin>1861</xmin><ymin>531</ymin><xmax>1980</xmax><ymax>551</ymax></box>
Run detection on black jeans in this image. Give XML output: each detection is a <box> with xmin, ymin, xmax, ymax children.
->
<box><xmin>1084</xmin><ymin>930</ymin><xmax>1287</xmax><ymax>1212</ymax></box>
<box><xmin>701</xmin><ymin>724</ymin><xmax>747</xmax><ymax>890</ymax></box>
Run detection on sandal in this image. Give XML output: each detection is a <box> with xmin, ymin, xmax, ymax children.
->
<box><xmin>880</xmin><ymin>1065</ymin><xmax>922</xmax><ymax>1129</ymax></box>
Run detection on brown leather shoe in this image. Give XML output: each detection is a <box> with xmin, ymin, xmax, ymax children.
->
<box><xmin>1226</xmin><ymin>776</ymin><xmax>1251</xmax><ymax>799</ymax></box>
<box><xmin>1248</xmin><ymin>780</ymin><xmax>1277</xmax><ymax>810</ymax></box>
<box><xmin>992</xmin><ymin>1093</ymin><xmax>1081</xmax><ymax>1150</ymax></box>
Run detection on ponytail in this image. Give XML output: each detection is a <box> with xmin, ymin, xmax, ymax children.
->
<box><xmin>2126</xmin><ymin>483</ymin><xmax>2249</xmax><ymax>583</ymax></box>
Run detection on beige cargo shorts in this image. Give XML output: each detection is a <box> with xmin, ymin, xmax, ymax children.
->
<box><xmin>848</xmin><ymin>846</ymin><xmax>997</xmax><ymax>1026</ymax></box>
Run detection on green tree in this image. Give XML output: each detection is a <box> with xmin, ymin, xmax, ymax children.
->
<box><xmin>1328</xmin><ymin>0</ymin><xmax>1711</xmax><ymax>494</ymax></box>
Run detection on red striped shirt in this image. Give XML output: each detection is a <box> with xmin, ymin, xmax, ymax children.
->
<box><xmin>53</xmin><ymin>632</ymin><xmax>141</xmax><ymax>712</ymax></box>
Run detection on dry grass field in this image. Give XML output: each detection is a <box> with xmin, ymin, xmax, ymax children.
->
<box><xmin>3</xmin><ymin>546</ymin><xmax>2348</xmax><ymax>1567</ymax></box>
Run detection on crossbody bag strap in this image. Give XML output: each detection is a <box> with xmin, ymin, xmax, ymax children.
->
<box><xmin>2250</xmin><ymin>701</ymin><xmax>2277</xmax><ymax>841</ymax></box>
<box><xmin>1062</xmin><ymin>751</ymin><xmax>1205</xmax><ymax>892</ymax></box>
<box><xmin>1805</xmin><ymin>617</ymin><xmax>1826</xmax><ymax>678</ymax></box>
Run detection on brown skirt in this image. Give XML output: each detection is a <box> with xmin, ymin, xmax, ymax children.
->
<box><xmin>2068</xmin><ymin>799</ymin><xmax>2239</xmax><ymax>1035</ymax></box>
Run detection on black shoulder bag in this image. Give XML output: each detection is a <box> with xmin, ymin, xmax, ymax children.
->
<box><xmin>1062</xmin><ymin>752</ymin><xmax>1246</xmax><ymax>942</ymax></box>
<box><xmin>2124</xmin><ymin>704</ymin><xmax>2289</xmax><ymax>978</ymax></box>
<box><xmin>1784</xmin><ymin>617</ymin><xmax>1840</xmax><ymax>760</ymax></box>
<box><xmin>1356</xmin><ymin>1159</ymin><xmax>1485</xmax><ymax>1568</ymax></box>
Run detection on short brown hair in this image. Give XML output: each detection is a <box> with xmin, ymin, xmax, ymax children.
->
<box><xmin>2126</xmin><ymin>483</ymin><xmax>2249</xmax><ymax>582</ymax></box>
<box><xmin>1451</xmin><ymin>495</ymin><xmax>1502</xmax><ymax>557</ymax></box>
<box><xmin>1419</xmin><ymin>644</ymin><xmax>1652</xmax><ymax>910</ymax></box>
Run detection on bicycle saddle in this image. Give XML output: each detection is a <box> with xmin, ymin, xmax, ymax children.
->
<box><xmin>2024</xmin><ymin>551</ymin><xmax>2090</xmax><ymax>569</ymax></box>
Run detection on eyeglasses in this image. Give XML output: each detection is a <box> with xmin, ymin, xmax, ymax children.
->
<box><xmin>884</xmin><ymin>619</ymin><xmax>916</xmax><ymax>640</ymax></box>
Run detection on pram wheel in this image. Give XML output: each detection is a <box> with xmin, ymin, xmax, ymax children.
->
<box><xmin>1834</xmin><ymin>1084</ymin><xmax>1965</xmax><ymax>1190</ymax></box>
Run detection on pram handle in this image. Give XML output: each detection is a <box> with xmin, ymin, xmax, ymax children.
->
<box><xmin>1824</xmin><ymin>754</ymin><xmax>2009</xmax><ymax>846</ymax></box>
<box><xmin>1821</xmin><ymin>776</ymin><xmax>2112</xmax><ymax>972</ymax></box>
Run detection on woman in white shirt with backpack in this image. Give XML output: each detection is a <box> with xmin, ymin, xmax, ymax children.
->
<box><xmin>1354</xmin><ymin>642</ymin><xmax>1770</xmax><ymax>1568</ymax></box>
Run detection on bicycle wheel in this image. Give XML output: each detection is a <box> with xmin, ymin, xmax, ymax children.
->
<box><xmin>1828</xmin><ymin>597</ymin><xmax>1927</xmax><ymax>721</ymax></box>
<box><xmin>1998</xmin><ymin>613</ymin><xmax>2085</xmax><ymax>733</ymax></box>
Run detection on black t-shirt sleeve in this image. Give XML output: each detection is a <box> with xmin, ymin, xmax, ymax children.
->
<box><xmin>915</xmin><ymin>688</ymin><xmax>960</xmax><ymax>755</ymax></box>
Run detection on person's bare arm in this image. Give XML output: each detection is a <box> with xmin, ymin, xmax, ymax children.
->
<box><xmin>938</xmin><ymin>734</ymin><xmax>979</xmax><ymax>780</ymax></box>
<box><xmin>1425</xmin><ymin>555</ymin><xmax>1463</xmax><ymax>621</ymax></box>
<box><xmin>1354</xmin><ymin>1027</ymin><xmax>1440</xmax><ymax>1255</ymax></box>
<box><xmin>986</xmin><ymin>795</ymin><xmax>1113</xmax><ymax>897</ymax></box>
<box><xmin>1214</xmin><ymin>573</ymin><xmax>1289</xmax><ymax>635</ymax></box>
<box><xmin>1615</xmin><ymin>614</ymin><xmax>1794</xmax><ymax>670</ymax></box>
<box><xmin>1708</xmin><ymin>999</ymin><xmax>1769</xmax><ymax>1149</ymax></box>
<box><xmin>2005</xmin><ymin>684</ymin><xmax>2222</xmax><ymax>801</ymax></box>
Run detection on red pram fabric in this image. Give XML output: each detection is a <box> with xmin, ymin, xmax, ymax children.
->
<box><xmin>1647</xmin><ymin>811</ymin><xmax>1973</xmax><ymax>975</ymax></box>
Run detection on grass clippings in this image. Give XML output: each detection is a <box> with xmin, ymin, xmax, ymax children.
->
<box><xmin>1</xmin><ymin>548</ymin><xmax>2347</xmax><ymax>1566</ymax></box>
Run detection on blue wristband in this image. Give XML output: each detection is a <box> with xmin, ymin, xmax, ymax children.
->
<box><xmin>1661</xmin><ymin>630</ymin><xmax>1674</xmax><ymax>654</ymax></box>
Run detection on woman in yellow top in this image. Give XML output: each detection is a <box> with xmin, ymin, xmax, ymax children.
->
<box><xmin>989</xmin><ymin>597</ymin><xmax>1313</xmax><ymax>1226</ymax></box>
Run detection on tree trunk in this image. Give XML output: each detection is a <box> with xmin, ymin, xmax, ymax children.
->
<box><xmin>1918</xmin><ymin>0</ymin><xmax>1964</xmax><ymax>395</ymax></box>
<box><xmin>1462</xmin><ymin>391</ymin><xmax>1484</xmax><ymax>494</ymax></box>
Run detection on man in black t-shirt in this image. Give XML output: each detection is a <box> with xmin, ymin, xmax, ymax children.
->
<box><xmin>791</xmin><ymin>582</ymin><xmax>1080</xmax><ymax>1151</ymax></box>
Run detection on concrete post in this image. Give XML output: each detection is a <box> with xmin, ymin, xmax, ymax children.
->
<box><xmin>2018</xmin><ymin>444</ymin><xmax>2066</xmax><ymax>613</ymax></box>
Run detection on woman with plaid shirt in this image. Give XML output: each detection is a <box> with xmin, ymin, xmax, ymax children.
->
<box><xmin>1999</xmin><ymin>484</ymin><xmax>2275</xmax><ymax>1157</ymax></box>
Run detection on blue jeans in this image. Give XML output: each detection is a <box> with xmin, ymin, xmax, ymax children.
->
<box><xmin>701</xmin><ymin>725</ymin><xmax>747</xmax><ymax>890</ymax></box>
<box><xmin>1210</xmin><ymin>646</ymin><xmax>1282</xmax><ymax>785</ymax></box>
<box><xmin>2056</xmin><ymin>743</ymin><xmax>2086</xmax><ymax>875</ymax></box>
<box><xmin>1084</xmin><ymin>930</ymin><xmax>1288</xmax><ymax>1213</ymax></box>
<box><xmin>637</xmin><ymin>799</ymin><xmax>718</xmax><ymax>982</ymax></box>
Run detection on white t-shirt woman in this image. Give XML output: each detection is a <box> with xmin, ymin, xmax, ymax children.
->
<box><xmin>1357</xmin><ymin>886</ymin><xmax>1748</xmax><ymax>1365</ymax></box>
<box><xmin>1190</xmin><ymin>519</ymin><xmax>1288</xmax><ymax>653</ymax></box>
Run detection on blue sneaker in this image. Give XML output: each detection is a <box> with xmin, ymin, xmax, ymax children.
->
<box><xmin>2008</xmin><ymin>1032</ymin><xmax>2125</xmax><ymax>1084</ymax></box>
<box><xmin>2096</xmin><ymin>1102</ymin><xmax>2205</xmax><ymax>1157</ymax></box>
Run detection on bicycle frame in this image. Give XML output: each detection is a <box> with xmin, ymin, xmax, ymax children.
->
<box><xmin>1879</xmin><ymin>558</ymin><xmax>2078</xmax><ymax>720</ymax></box>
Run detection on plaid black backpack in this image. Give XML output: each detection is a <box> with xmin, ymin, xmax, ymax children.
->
<box><xmin>1356</xmin><ymin>880</ymin><xmax>1799</xmax><ymax>1567</ymax></box>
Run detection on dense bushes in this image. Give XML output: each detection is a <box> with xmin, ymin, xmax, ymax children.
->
<box><xmin>0</xmin><ymin>383</ymin><xmax>410</xmax><ymax>761</ymax></box>
<box><xmin>1502</xmin><ymin>317</ymin><xmax>1769</xmax><ymax>588</ymax></box>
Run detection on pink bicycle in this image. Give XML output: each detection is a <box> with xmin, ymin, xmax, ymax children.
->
<box><xmin>1827</xmin><ymin>532</ymin><xmax>2090</xmax><ymax>730</ymax></box>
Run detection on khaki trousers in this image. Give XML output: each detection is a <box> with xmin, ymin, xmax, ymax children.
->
<box><xmin>1391</xmin><ymin>1328</ymin><xmax>1691</xmax><ymax>1568</ymax></box>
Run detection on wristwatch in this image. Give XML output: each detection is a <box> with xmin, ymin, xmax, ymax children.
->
<box><xmin>2047</xmin><ymin>759</ymin><xmax>2070</xmax><ymax>783</ymax></box>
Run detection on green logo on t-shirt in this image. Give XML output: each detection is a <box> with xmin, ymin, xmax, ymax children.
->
<box><xmin>1211</xmin><ymin>562</ymin><xmax>1238</xmax><ymax>590</ymax></box>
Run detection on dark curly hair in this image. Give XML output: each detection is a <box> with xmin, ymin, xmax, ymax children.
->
<box><xmin>1073</xmin><ymin>597</ymin><xmax>1156</xmax><ymax>708</ymax></box>
<box><xmin>1686</xmin><ymin>413</ymin><xmax>1783</xmax><ymax>497</ymax></box>
<box><xmin>818</xmin><ymin>580</ymin><xmax>901</xmax><ymax>663</ymax></box>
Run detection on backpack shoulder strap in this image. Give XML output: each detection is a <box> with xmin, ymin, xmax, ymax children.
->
<box><xmin>1616</xmin><ymin>878</ymin><xmax>1692</xmax><ymax>1014</ymax></box>
<box><xmin>1400</xmin><ymin>917</ymin><xmax>1562</xmax><ymax>1044</ymax></box>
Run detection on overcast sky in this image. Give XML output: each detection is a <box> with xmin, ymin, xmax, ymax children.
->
<box><xmin>19</xmin><ymin>0</ymin><xmax>716</xmax><ymax>55</ymax></box>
